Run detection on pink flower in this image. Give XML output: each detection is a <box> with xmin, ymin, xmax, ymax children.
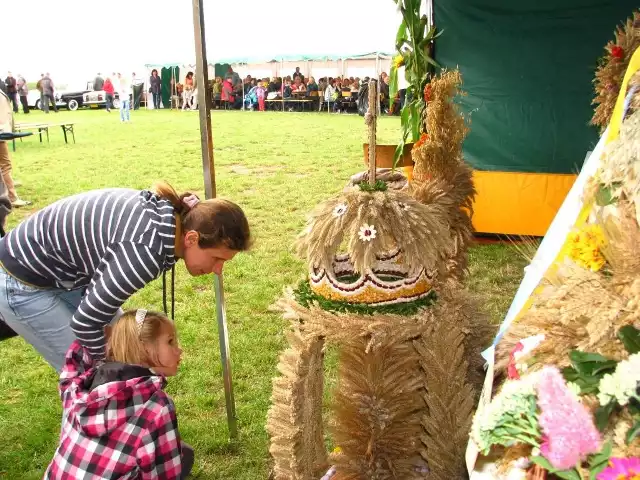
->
<box><xmin>597</xmin><ymin>457</ymin><xmax>640</xmax><ymax>480</ymax></box>
<box><xmin>535</xmin><ymin>367</ymin><xmax>601</xmax><ymax>470</ymax></box>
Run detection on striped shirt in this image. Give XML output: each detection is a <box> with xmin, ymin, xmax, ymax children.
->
<box><xmin>0</xmin><ymin>188</ymin><xmax>177</xmax><ymax>359</ymax></box>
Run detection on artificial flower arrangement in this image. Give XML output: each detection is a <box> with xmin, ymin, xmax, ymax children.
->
<box><xmin>471</xmin><ymin>51</ymin><xmax>640</xmax><ymax>479</ymax></box>
<box><xmin>472</xmin><ymin>325</ymin><xmax>640</xmax><ymax>480</ymax></box>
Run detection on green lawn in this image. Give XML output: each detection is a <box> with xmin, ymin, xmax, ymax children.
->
<box><xmin>0</xmin><ymin>108</ymin><xmax>527</xmax><ymax>479</ymax></box>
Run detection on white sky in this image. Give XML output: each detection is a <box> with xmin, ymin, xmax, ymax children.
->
<box><xmin>5</xmin><ymin>0</ymin><xmax>400</xmax><ymax>89</ymax></box>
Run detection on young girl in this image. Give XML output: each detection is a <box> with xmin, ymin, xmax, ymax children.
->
<box><xmin>255</xmin><ymin>81</ymin><xmax>266</xmax><ymax>111</ymax></box>
<box><xmin>45</xmin><ymin>309</ymin><xmax>192</xmax><ymax>479</ymax></box>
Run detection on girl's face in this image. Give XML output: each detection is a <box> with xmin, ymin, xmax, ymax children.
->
<box><xmin>182</xmin><ymin>230</ymin><xmax>238</xmax><ymax>276</ymax></box>
<box><xmin>149</xmin><ymin>325</ymin><xmax>182</xmax><ymax>377</ymax></box>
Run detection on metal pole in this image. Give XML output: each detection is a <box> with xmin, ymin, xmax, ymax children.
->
<box><xmin>191</xmin><ymin>0</ymin><xmax>238</xmax><ymax>440</ymax></box>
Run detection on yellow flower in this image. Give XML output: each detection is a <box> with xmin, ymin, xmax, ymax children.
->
<box><xmin>562</xmin><ymin>225</ymin><xmax>607</xmax><ymax>272</ymax></box>
<box><xmin>333</xmin><ymin>446</ymin><xmax>342</xmax><ymax>454</ymax></box>
<box><xmin>393</xmin><ymin>55</ymin><xmax>405</xmax><ymax>69</ymax></box>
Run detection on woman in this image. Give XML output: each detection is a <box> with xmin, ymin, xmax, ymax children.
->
<box><xmin>149</xmin><ymin>69</ymin><xmax>162</xmax><ymax>109</ymax></box>
<box><xmin>0</xmin><ymin>182</ymin><xmax>251</xmax><ymax>371</ymax></box>
<box><xmin>182</xmin><ymin>72</ymin><xmax>195</xmax><ymax>111</ymax></box>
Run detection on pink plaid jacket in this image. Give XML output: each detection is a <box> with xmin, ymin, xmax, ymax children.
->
<box><xmin>45</xmin><ymin>341</ymin><xmax>184</xmax><ymax>479</ymax></box>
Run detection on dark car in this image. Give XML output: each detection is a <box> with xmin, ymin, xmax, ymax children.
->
<box><xmin>60</xmin><ymin>88</ymin><xmax>90</xmax><ymax>111</ymax></box>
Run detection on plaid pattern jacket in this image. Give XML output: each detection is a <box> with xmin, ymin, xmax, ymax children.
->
<box><xmin>45</xmin><ymin>341</ymin><xmax>184</xmax><ymax>479</ymax></box>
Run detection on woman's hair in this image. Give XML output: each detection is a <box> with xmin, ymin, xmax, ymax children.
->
<box><xmin>151</xmin><ymin>181</ymin><xmax>251</xmax><ymax>251</ymax></box>
<box><xmin>151</xmin><ymin>69</ymin><xmax>158</xmax><ymax>75</ymax></box>
<box><xmin>106</xmin><ymin>310</ymin><xmax>175</xmax><ymax>367</ymax></box>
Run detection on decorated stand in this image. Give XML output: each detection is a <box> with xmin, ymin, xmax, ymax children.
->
<box><xmin>467</xmin><ymin>31</ymin><xmax>640</xmax><ymax>480</ymax></box>
<box><xmin>267</xmin><ymin>68</ymin><xmax>488</xmax><ymax>478</ymax></box>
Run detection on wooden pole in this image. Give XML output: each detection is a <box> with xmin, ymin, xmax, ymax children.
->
<box><xmin>192</xmin><ymin>0</ymin><xmax>238</xmax><ymax>439</ymax></box>
<box><xmin>368</xmin><ymin>79</ymin><xmax>378</xmax><ymax>186</ymax></box>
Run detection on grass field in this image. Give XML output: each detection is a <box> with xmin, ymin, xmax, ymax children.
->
<box><xmin>0</xmin><ymin>108</ymin><xmax>527</xmax><ymax>479</ymax></box>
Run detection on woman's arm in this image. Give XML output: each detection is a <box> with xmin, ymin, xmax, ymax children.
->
<box><xmin>71</xmin><ymin>242</ymin><xmax>164</xmax><ymax>360</ymax></box>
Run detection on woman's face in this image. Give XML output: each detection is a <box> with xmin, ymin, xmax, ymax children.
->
<box><xmin>182</xmin><ymin>231</ymin><xmax>238</xmax><ymax>276</ymax></box>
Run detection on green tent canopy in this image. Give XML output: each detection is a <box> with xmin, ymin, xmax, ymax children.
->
<box><xmin>432</xmin><ymin>0</ymin><xmax>637</xmax><ymax>174</ymax></box>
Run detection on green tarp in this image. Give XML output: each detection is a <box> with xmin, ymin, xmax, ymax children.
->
<box><xmin>433</xmin><ymin>0</ymin><xmax>637</xmax><ymax>174</ymax></box>
<box><xmin>161</xmin><ymin>66</ymin><xmax>179</xmax><ymax>109</ymax></box>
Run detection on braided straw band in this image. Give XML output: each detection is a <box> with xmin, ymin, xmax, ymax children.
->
<box><xmin>135</xmin><ymin>309</ymin><xmax>147</xmax><ymax>336</ymax></box>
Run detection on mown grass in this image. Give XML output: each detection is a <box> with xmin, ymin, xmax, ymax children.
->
<box><xmin>0</xmin><ymin>108</ymin><xmax>527</xmax><ymax>479</ymax></box>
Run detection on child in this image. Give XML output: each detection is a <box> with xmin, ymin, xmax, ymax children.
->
<box><xmin>45</xmin><ymin>309</ymin><xmax>193</xmax><ymax>479</ymax></box>
<box><xmin>256</xmin><ymin>81</ymin><xmax>266</xmax><ymax>111</ymax></box>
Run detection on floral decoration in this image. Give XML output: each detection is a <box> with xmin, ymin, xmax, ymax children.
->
<box><xmin>597</xmin><ymin>457</ymin><xmax>640</xmax><ymax>480</ymax></box>
<box><xmin>332</xmin><ymin>203</ymin><xmax>348</xmax><ymax>218</ymax></box>
<box><xmin>358</xmin><ymin>224</ymin><xmax>377</xmax><ymax>242</ymax></box>
<box><xmin>562</xmin><ymin>224</ymin><xmax>607</xmax><ymax>272</ymax></box>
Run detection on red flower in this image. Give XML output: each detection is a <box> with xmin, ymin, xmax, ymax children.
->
<box><xmin>611</xmin><ymin>45</ymin><xmax>624</xmax><ymax>59</ymax></box>
<box><xmin>424</xmin><ymin>84</ymin><xmax>432</xmax><ymax>102</ymax></box>
<box><xmin>507</xmin><ymin>342</ymin><xmax>524</xmax><ymax>380</ymax></box>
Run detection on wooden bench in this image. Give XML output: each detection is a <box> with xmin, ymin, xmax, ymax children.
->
<box><xmin>265</xmin><ymin>98</ymin><xmax>314</xmax><ymax>112</ymax></box>
<box><xmin>12</xmin><ymin>122</ymin><xmax>76</xmax><ymax>151</ymax></box>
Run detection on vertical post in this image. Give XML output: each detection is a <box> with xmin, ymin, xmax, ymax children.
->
<box><xmin>368</xmin><ymin>79</ymin><xmax>378</xmax><ymax>186</ymax></box>
<box><xmin>192</xmin><ymin>0</ymin><xmax>238</xmax><ymax>439</ymax></box>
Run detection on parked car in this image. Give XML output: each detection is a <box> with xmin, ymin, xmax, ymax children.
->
<box><xmin>27</xmin><ymin>91</ymin><xmax>66</xmax><ymax>110</ymax></box>
<box><xmin>60</xmin><ymin>87</ymin><xmax>90</xmax><ymax>111</ymax></box>
<box><xmin>83</xmin><ymin>81</ymin><xmax>120</xmax><ymax>109</ymax></box>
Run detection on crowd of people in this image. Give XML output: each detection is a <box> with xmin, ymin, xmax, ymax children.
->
<box><xmin>171</xmin><ymin>66</ymin><xmax>399</xmax><ymax>114</ymax></box>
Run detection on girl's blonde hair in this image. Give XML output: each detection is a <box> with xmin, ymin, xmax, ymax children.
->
<box><xmin>106</xmin><ymin>310</ymin><xmax>175</xmax><ymax>367</ymax></box>
<box><xmin>151</xmin><ymin>180</ymin><xmax>251</xmax><ymax>251</ymax></box>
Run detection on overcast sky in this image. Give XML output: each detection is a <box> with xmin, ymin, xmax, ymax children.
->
<box><xmin>5</xmin><ymin>0</ymin><xmax>400</xmax><ymax>88</ymax></box>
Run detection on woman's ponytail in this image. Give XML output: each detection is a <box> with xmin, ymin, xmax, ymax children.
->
<box><xmin>151</xmin><ymin>181</ymin><xmax>199</xmax><ymax>216</ymax></box>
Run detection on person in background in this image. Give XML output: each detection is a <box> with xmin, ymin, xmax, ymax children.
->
<box><xmin>0</xmin><ymin>79</ymin><xmax>31</xmax><ymax>207</ymax></box>
<box><xmin>41</xmin><ymin>72</ymin><xmax>58</xmax><ymax>113</ymax></box>
<box><xmin>4</xmin><ymin>72</ymin><xmax>18</xmax><ymax>113</ymax></box>
<box><xmin>224</xmin><ymin>67</ymin><xmax>241</xmax><ymax>88</ymax></box>
<box><xmin>45</xmin><ymin>310</ymin><xmax>193</xmax><ymax>479</ymax></box>
<box><xmin>255</xmin><ymin>81</ymin><xmax>266</xmax><ymax>112</ymax></box>
<box><xmin>181</xmin><ymin>72</ymin><xmax>194</xmax><ymax>111</ymax></box>
<box><xmin>36</xmin><ymin>73</ymin><xmax>44</xmax><ymax>109</ymax></box>
<box><xmin>132</xmin><ymin>72</ymin><xmax>144</xmax><ymax>110</ymax></box>
<box><xmin>306</xmin><ymin>76</ymin><xmax>318</xmax><ymax>95</ymax></box>
<box><xmin>149</xmin><ymin>69</ymin><xmax>162</xmax><ymax>109</ymax></box>
<box><xmin>292</xmin><ymin>67</ymin><xmax>304</xmax><ymax>83</ymax></box>
<box><xmin>93</xmin><ymin>73</ymin><xmax>104</xmax><ymax>91</ymax></box>
<box><xmin>16</xmin><ymin>74</ymin><xmax>29</xmax><ymax>114</ymax></box>
<box><xmin>212</xmin><ymin>76</ymin><xmax>222</xmax><ymax>106</ymax></box>
<box><xmin>117</xmin><ymin>73</ymin><xmax>131</xmax><ymax>122</ymax></box>
<box><xmin>103</xmin><ymin>73</ymin><xmax>115</xmax><ymax>112</ymax></box>
<box><xmin>292</xmin><ymin>76</ymin><xmax>306</xmax><ymax>93</ymax></box>
<box><xmin>221</xmin><ymin>77</ymin><xmax>234</xmax><ymax>107</ymax></box>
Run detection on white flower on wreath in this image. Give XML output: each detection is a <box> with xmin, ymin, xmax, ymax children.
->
<box><xmin>358</xmin><ymin>224</ymin><xmax>377</xmax><ymax>242</ymax></box>
<box><xmin>333</xmin><ymin>203</ymin><xmax>348</xmax><ymax>218</ymax></box>
<box><xmin>597</xmin><ymin>353</ymin><xmax>640</xmax><ymax>406</ymax></box>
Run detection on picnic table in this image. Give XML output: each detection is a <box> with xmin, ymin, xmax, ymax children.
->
<box><xmin>265</xmin><ymin>97</ymin><xmax>314</xmax><ymax>112</ymax></box>
<box><xmin>12</xmin><ymin>122</ymin><xmax>77</xmax><ymax>151</ymax></box>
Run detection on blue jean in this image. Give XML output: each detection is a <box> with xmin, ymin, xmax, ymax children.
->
<box><xmin>120</xmin><ymin>98</ymin><xmax>130</xmax><ymax>121</ymax></box>
<box><xmin>0</xmin><ymin>267</ymin><xmax>120</xmax><ymax>371</ymax></box>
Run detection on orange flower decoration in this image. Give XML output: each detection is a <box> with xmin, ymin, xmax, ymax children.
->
<box><xmin>412</xmin><ymin>133</ymin><xmax>429</xmax><ymax>150</ymax></box>
<box><xmin>424</xmin><ymin>84</ymin><xmax>432</xmax><ymax>102</ymax></box>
